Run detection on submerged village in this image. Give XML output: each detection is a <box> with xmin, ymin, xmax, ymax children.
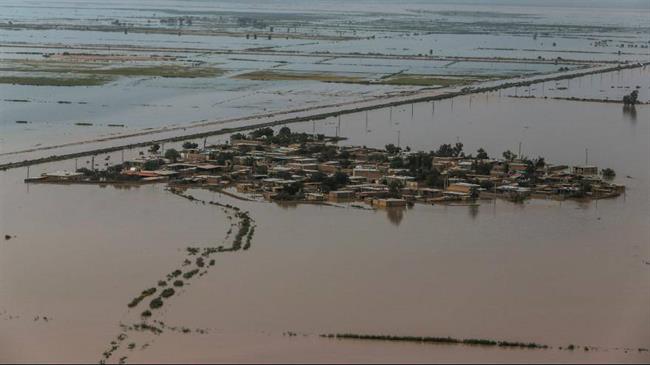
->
<box><xmin>25</xmin><ymin>126</ymin><xmax>624</xmax><ymax>207</ymax></box>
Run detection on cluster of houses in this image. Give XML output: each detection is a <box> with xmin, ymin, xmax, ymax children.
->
<box><xmin>26</xmin><ymin>130</ymin><xmax>625</xmax><ymax>207</ymax></box>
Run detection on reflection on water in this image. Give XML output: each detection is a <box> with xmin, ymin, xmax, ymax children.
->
<box><xmin>468</xmin><ymin>204</ymin><xmax>479</xmax><ymax>220</ymax></box>
<box><xmin>623</xmin><ymin>105</ymin><xmax>637</xmax><ymax>123</ymax></box>
<box><xmin>385</xmin><ymin>207</ymin><xmax>405</xmax><ymax>226</ymax></box>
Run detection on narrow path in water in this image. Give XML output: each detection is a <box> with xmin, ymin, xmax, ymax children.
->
<box><xmin>99</xmin><ymin>187</ymin><xmax>256</xmax><ymax>364</ymax></box>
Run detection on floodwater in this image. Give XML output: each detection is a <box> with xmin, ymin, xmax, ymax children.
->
<box><xmin>1</xmin><ymin>67</ymin><xmax>649</xmax><ymax>362</ymax></box>
<box><xmin>1</xmin><ymin>0</ymin><xmax>649</xmax><ymax>363</ymax></box>
<box><xmin>1</xmin><ymin>0</ymin><xmax>648</xmax><ymax>156</ymax></box>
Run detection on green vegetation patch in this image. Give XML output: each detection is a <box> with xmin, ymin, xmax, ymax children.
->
<box><xmin>161</xmin><ymin>288</ymin><xmax>175</xmax><ymax>298</ymax></box>
<box><xmin>0</xmin><ymin>75</ymin><xmax>112</xmax><ymax>86</ymax></box>
<box><xmin>149</xmin><ymin>297</ymin><xmax>163</xmax><ymax>310</ymax></box>
<box><xmin>235</xmin><ymin>70</ymin><xmax>363</xmax><ymax>83</ymax></box>
<box><xmin>322</xmin><ymin>333</ymin><xmax>549</xmax><ymax>349</ymax></box>
<box><xmin>0</xmin><ymin>60</ymin><xmax>222</xmax><ymax>86</ymax></box>
<box><xmin>378</xmin><ymin>74</ymin><xmax>490</xmax><ymax>87</ymax></box>
<box><xmin>128</xmin><ymin>287</ymin><xmax>157</xmax><ymax>308</ymax></box>
<box><xmin>91</xmin><ymin>65</ymin><xmax>223</xmax><ymax>78</ymax></box>
<box><xmin>173</xmin><ymin>280</ymin><xmax>184</xmax><ymax>287</ymax></box>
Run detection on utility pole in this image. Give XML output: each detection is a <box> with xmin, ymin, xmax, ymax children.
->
<box><xmin>411</xmin><ymin>103</ymin><xmax>414</xmax><ymax>119</ymax></box>
<box><xmin>26</xmin><ymin>166</ymin><xmax>30</xmax><ymax>179</ymax></box>
<box><xmin>389</xmin><ymin>106</ymin><xmax>392</xmax><ymax>122</ymax></box>
<box><xmin>518</xmin><ymin>142</ymin><xmax>522</xmax><ymax>158</ymax></box>
<box><xmin>585</xmin><ymin>148</ymin><xmax>589</xmax><ymax>165</ymax></box>
<box><xmin>337</xmin><ymin>115</ymin><xmax>341</xmax><ymax>136</ymax></box>
<box><xmin>91</xmin><ymin>156</ymin><xmax>95</xmax><ymax>172</ymax></box>
<box><xmin>121</xmin><ymin>150</ymin><xmax>124</xmax><ymax>163</ymax></box>
<box><xmin>203</xmin><ymin>137</ymin><xmax>207</xmax><ymax>149</ymax></box>
<box><xmin>365</xmin><ymin>111</ymin><xmax>368</xmax><ymax>131</ymax></box>
<box><xmin>397</xmin><ymin>130</ymin><xmax>401</xmax><ymax>148</ymax></box>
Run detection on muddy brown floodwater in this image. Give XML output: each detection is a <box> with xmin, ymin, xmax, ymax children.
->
<box><xmin>0</xmin><ymin>68</ymin><xmax>649</xmax><ymax>363</ymax></box>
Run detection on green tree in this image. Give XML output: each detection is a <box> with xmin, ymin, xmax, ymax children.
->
<box><xmin>502</xmin><ymin>150</ymin><xmax>516</xmax><ymax>161</ymax></box>
<box><xmin>602</xmin><ymin>168</ymin><xmax>616</xmax><ymax>179</ymax></box>
<box><xmin>164</xmin><ymin>148</ymin><xmax>181</xmax><ymax>162</ymax></box>
<box><xmin>249</xmin><ymin>127</ymin><xmax>274</xmax><ymax>139</ymax></box>
<box><xmin>385</xmin><ymin>143</ymin><xmax>401</xmax><ymax>155</ymax></box>
<box><xmin>476</xmin><ymin>148</ymin><xmax>489</xmax><ymax>159</ymax></box>
<box><xmin>452</xmin><ymin>142</ymin><xmax>464</xmax><ymax>157</ymax></box>
<box><xmin>321</xmin><ymin>172</ymin><xmax>349</xmax><ymax>192</ymax></box>
<box><xmin>143</xmin><ymin>159</ymin><xmax>161</xmax><ymax>171</ymax></box>
<box><xmin>231</xmin><ymin>133</ymin><xmax>247</xmax><ymax>140</ymax></box>
<box><xmin>425</xmin><ymin>169</ymin><xmax>442</xmax><ymax>188</ymax></box>
<box><xmin>390</xmin><ymin>157</ymin><xmax>405</xmax><ymax>169</ymax></box>
<box><xmin>182</xmin><ymin>141</ymin><xmax>199</xmax><ymax>149</ymax></box>
<box><xmin>480</xmin><ymin>180</ymin><xmax>495</xmax><ymax>190</ymax></box>
<box><xmin>436</xmin><ymin>143</ymin><xmax>454</xmax><ymax>157</ymax></box>
<box><xmin>388</xmin><ymin>180</ymin><xmax>402</xmax><ymax>197</ymax></box>
<box><xmin>255</xmin><ymin>165</ymin><xmax>268</xmax><ymax>174</ymax></box>
<box><xmin>474</xmin><ymin>161</ymin><xmax>493</xmax><ymax>175</ymax></box>
<box><xmin>310</xmin><ymin>171</ymin><xmax>327</xmax><ymax>182</ymax></box>
<box><xmin>278</xmin><ymin>126</ymin><xmax>292</xmax><ymax>136</ymax></box>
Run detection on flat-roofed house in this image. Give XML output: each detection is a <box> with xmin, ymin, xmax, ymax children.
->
<box><xmin>573</xmin><ymin>165</ymin><xmax>598</xmax><ymax>176</ymax></box>
<box><xmin>328</xmin><ymin>190</ymin><xmax>355</xmax><ymax>201</ymax></box>
<box><xmin>353</xmin><ymin>166</ymin><xmax>383</xmax><ymax>181</ymax></box>
<box><xmin>446</xmin><ymin>182</ymin><xmax>480</xmax><ymax>195</ymax></box>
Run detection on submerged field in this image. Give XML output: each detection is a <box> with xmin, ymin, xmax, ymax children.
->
<box><xmin>3</xmin><ymin>0</ymin><xmax>646</xmax><ymax>154</ymax></box>
<box><xmin>0</xmin><ymin>59</ymin><xmax>224</xmax><ymax>86</ymax></box>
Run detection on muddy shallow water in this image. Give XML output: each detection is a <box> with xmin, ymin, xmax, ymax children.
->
<box><xmin>1</xmin><ymin>73</ymin><xmax>648</xmax><ymax>362</ymax></box>
<box><xmin>0</xmin><ymin>1</ymin><xmax>649</xmax><ymax>362</ymax></box>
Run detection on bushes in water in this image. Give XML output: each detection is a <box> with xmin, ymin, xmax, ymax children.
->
<box><xmin>161</xmin><ymin>288</ymin><xmax>175</xmax><ymax>298</ymax></box>
<box><xmin>232</xmin><ymin>212</ymin><xmax>252</xmax><ymax>250</ymax></box>
<box><xmin>128</xmin><ymin>288</ymin><xmax>157</xmax><ymax>308</ymax></box>
<box><xmin>149</xmin><ymin>297</ymin><xmax>163</xmax><ymax>310</ymax></box>
<box><xmin>166</xmin><ymin>270</ymin><xmax>182</xmax><ymax>280</ymax></box>
<box><xmin>183</xmin><ymin>269</ymin><xmax>199</xmax><ymax>279</ymax></box>
<box><xmin>322</xmin><ymin>333</ymin><xmax>548</xmax><ymax>349</ymax></box>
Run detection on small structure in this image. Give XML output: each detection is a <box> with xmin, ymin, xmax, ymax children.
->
<box><xmin>372</xmin><ymin>198</ymin><xmax>407</xmax><ymax>208</ymax></box>
<box><xmin>385</xmin><ymin>175</ymin><xmax>415</xmax><ymax>185</ymax></box>
<box><xmin>328</xmin><ymin>190</ymin><xmax>355</xmax><ymax>201</ymax></box>
<box><xmin>446</xmin><ymin>183</ymin><xmax>480</xmax><ymax>195</ymax></box>
<box><xmin>28</xmin><ymin>171</ymin><xmax>84</xmax><ymax>182</ymax></box>
<box><xmin>353</xmin><ymin>166</ymin><xmax>383</xmax><ymax>181</ymax></box>
<box><xmin>305</xmin><ymin>193</ymin><xmax>326</xmax><ymax>201</ymax></box>
<box><xmin>573</xmin><ymin>166</ymin><xmax>598</xmax><ymax>176</ymax></box>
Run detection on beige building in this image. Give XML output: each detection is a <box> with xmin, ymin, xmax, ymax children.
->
<box><xmin>353</xmin><ymin>167</ymin><xmax>383</xmax><ymax>181</ymax></box>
